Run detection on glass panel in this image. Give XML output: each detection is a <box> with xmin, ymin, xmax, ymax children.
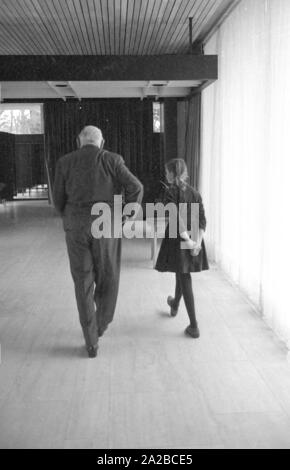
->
<box><xmin>153</xmin><ymin>101</ymin><xmax>164</xmax><ymax>133</ymax></box>
<box><xmin>0</xmin><ymin>104</ymin><xmax>43</xmax><ymax>134</ymax></box>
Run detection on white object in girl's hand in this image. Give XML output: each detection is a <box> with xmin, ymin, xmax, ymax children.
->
<box><xmin>181</xmin><ymin>239</ymin><xmax>201</xmax><ymax>255</ymax></box>
<box><xmin>190</xmin><ymin>244</ymin><xmax>202</xmax><ymax>257</ymax></box>
<box><xmin>181</xmin><ymin>239</ymin><xmax>195</xmax><ymax>250</ymax></box>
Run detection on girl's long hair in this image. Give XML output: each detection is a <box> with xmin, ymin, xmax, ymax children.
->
<box><xmin>165</xmin><ymin>159</ymin><xmax>188</xmax><ymax>189</ymax></box>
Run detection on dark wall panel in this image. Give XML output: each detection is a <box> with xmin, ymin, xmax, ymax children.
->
<box><xmin>164</xmin><ymin>99</ymin><xmax>178</xmax><ymax>162</ymax></box>
<box><xmin>0</xmin><ymin>132</ymin><xmax>16</xmax><ymax>200</ymax></box>
<box><xmin>15</xmin><ymin>135</ymin><xmax>45</xmax><ymax>191</ymax></box>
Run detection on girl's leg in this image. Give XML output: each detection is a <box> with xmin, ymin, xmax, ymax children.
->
<box><xmin>167</xmin><ymin>273</ymin><xmax>182</xmax><ymax>316</ymax></box>
<box><xmin>173</xmin><ymin>273</ymin><xmax>183</xmax><ymax>308</ymax></box>
<box><xmin>179</xmin><ymin>273</ymin><xmax>198</xmax><ymax>328</ymax></box>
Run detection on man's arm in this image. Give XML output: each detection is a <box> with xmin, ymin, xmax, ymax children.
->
<box><xmin>115</xmin><ymin>156</ymin><xmax>143</xmax><ymax>209</ymax></box>
<box><xmin>53</xmin><ymin>159</ymin><xmax>67</xmax><ymax>215</ymax></box>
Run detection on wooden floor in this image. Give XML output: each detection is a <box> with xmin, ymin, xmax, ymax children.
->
<box><xmin>1</xmin><ymin>201</ymin><xmax>290</xmax><ymax>449</ymax></box>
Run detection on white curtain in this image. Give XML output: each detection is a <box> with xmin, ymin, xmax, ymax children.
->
<box><xmin>201</xmin><ymin>0</ymin><xmax>290</xmax><ymax>347</ymax></box>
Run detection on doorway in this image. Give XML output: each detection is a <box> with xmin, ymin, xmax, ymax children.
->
<box><xmin>0</xmin><ymin>103</ymin><xmax>48</xmax><ymax>200</ymax></box>
<box><xmin>14</xmin><ymin>134</ymin><xmax>48</xmax><ymax>200</ymax></box>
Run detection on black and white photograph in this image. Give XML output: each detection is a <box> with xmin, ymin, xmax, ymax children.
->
<box><xmin>0</xmin><ymin>0</ymin><xmax>290</xmax><ymax>452</ymax></box>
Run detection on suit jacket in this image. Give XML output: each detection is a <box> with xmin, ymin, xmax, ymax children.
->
<box><xmin>53</xmin><ymin>144</ymin><xmax>143</xmax><ymax>231</ymax></box>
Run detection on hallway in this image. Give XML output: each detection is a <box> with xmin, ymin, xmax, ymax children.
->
<box><xmin>0</xmin><ymin>201</ymin><xmax>290</xmax><ymax>449</ymax></box>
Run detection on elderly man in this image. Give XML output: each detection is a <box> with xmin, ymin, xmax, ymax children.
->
<box><xmin>53</xmin><ymin>126</ymin><xmax>143</xmax><ymax>358</ymax></box>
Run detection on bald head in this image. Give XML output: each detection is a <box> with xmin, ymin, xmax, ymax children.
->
<box><xmin>78</xmin><ymin>126</ymin><xmax>103</xmax><ymax>148</ymax></box>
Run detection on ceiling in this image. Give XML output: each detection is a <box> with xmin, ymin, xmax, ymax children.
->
<box><xmin>0</xmin><ymin>0</ymin><xmax>239</xmax><ymax>100</ymax></box>
<box><xmin>0</xmin><ymin>0</ymin><xmax>238</xmax><ymax>55</ymax></box>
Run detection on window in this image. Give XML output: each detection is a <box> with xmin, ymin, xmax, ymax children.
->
<box><xmin>153</xmin><ymin>101</ymin><xmax>164</xmax><ymax>133</ymax></box>
<box><xmin>0</xmin><ymin>103</ymin><xmax>43</xmax><ymax>134</ymax></box>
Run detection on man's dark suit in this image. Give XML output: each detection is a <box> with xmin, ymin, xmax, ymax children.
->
<box><xmin>53</xmin><ymin>144</ymin><xmax>143</xmax><ymax>349</ymax></box>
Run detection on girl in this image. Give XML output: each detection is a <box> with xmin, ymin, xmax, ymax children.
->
<box><xmin>155</xmin><ymin>159</ymin><xmax>209</xmax><ymax>338</ymax></box>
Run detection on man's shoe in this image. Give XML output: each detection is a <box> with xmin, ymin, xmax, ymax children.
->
<box><xmin>185</xmin><ymin>325</ymin><xmax>200</xmax><ymax>339</ymax></box>
<box><xmin>87</xmin><ymin>345</ymin><xmax>98</xmax><ymax>358</ymax></box>
<box><xmin>167</xmin><ymin>296</ymin><xmax>178</xmax><ymax>317</ymax></box>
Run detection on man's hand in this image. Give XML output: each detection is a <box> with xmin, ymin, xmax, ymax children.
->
<box><xmin>122</xmin><ymin>214</ymin><xmax>129</xmax><ymax>226</ymax></box>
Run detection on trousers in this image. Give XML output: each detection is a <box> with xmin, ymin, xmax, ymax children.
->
<box><xmin>65</xmin><ymin>224</ymin><xmax>122</xmax><ymax>348</ymax></box>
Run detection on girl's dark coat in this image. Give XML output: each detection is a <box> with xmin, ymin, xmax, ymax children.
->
<box><xmin>155</xmin><ymin>184</ymin><xmax>209</xmax><ymax>273</ymax></box>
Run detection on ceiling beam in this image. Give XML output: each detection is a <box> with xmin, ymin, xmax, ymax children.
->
<box><xmin>67</xmin><ymin>82</ymin><xmax>81</xmax><ymax>101</ymax></box>
<box><xmin>0</xmin><ymin>55</ymin><xmax>218</xmax><ymax>82</ymax></box>
<box><xmin>47</xmin><ymin>81</ymin><xmax>66</xmax><ymax>101</ymax></box>
<box><xmin>190</xmin><ymin>79</ymin><xmax>217</xmax><ymax>97</ymax></box>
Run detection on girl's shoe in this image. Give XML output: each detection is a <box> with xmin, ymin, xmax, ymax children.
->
<box><xmin>87</xmin><ymin>344</ymin><xmax>98</xmax><ymax>358</ymax></box>
<box><xmin>185</xmin><ymin>325</ymin><xmax>200</xmax><ymax>338</ymax></box>
<box><xmin>167</xmin><ymin>296</ymin><xmax>178</xmax><ymax>317</ymax></box>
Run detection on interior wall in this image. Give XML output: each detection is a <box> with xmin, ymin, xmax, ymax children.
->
<box><xmin>200</xmin><ymin>0</ymin><xmax>290</xmax><ymax>347</ymax></box>
<box><xmin>44</xmin><ymin>98</ymin><xmax>165</xmax><ymax>203</ymax></box>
